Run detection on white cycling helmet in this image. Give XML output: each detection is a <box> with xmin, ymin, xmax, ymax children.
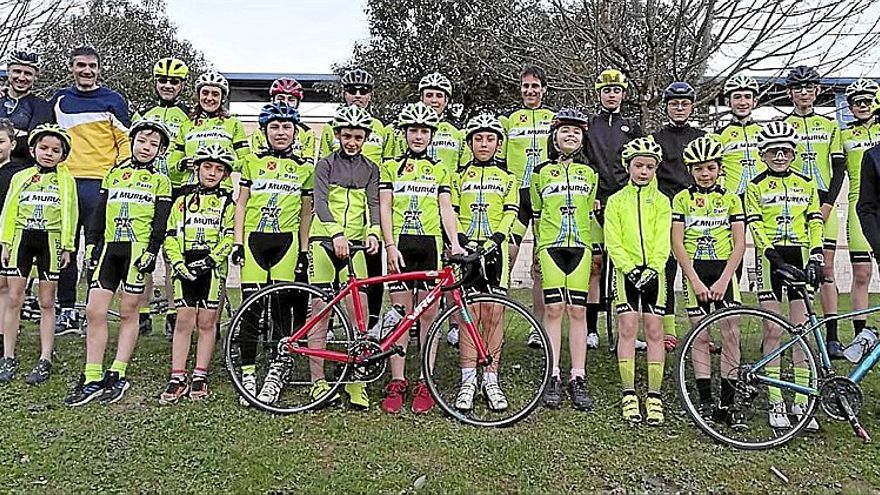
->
<box><xmin>193</xmin><ymin>143</ymin><xmax>235</xmax><ymax>170</ymax></box>
<box><xmin>464</xmin><ymin>114</ymin><xmax>504</xmax><ymax>140</ymax></box>
<box><xmin>846</xmin><ymin>79</ymin><xmax>879</xmax><ymax>102</ymax></box>
<box><xmin>724</xmin><ymin>74</ymin><xmax>759</xmax><ymax>96</ymax></box>
<box><xmin>418</xmin><ymin>72</ymin><xmax>453</xmax><ymax>98</ymax></box>
<box><xmin>758</xmin><ymin>121</ymin><xmax>798</xmax><ymax>151</ymax></box>
<box><xmin>332</xmin><ymin>104</ymin><xmax>373</xmax><ymax>133</ymax></box>
<box><xmin>195</xmin><ymin>71</ymin><xmax>229</xmax><ymax>96</ymax></box>
<box><xmin>397</xmin><ymin>102</ymin><xmax>440</xmax><ymax>129</ymax></box>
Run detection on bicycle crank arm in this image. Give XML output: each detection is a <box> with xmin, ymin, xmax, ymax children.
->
<box><xmin>838</xmin><ymin>396</ymin><xmax>872</xmax><ymax>443</ymax></box>
<box><xmin>357</xmin><ymin>345</ymin><xmax>405</xmax><ymax>364</ymax></box>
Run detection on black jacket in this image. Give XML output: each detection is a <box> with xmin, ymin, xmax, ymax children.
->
<box><xmin>857</xmin><ymin>145</ymin><xmax>880</xmax><ymax>256</ymax></box>
<box><xmin>652</xmin><ymin>123</ymin><xmax>706</xmax><ymax>199</ymax></box>
<box><xmin>585</xmin><ymin>109</ymin><xmax>642</xmax><ymax>205</ymax></box>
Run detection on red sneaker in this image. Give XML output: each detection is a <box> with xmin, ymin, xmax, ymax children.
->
<box><xmin>411</xmin><ymin>380</ymin><xmax>435</xmax><ymax>414</ymax></box>
<box><xmin>381</xmin><ymin>379</ymin><xmax>408</xmax><ymax>414</ymax></box>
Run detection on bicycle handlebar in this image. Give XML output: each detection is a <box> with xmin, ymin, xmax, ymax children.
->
<box><xmin>441</xmin><ymin>244</ymin><xmax>498</xmax><ymax>291</ymax></box>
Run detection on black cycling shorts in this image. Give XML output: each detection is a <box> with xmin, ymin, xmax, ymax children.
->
<box><xmin>683</xmin><ymin>260</ymin><xmax>742</xmax><ymax>317</ymax></box>
<box><xmin>757</xmin><ymin>245</ymin><xmax>806</xmax><ymax>303</ymax></box>
<box><xmin>91</xmin><ymin>241</ymin><xmax>149</xmax><ymax>294</ymax></box>
<box><xmin>389</xmin><ymin>234</ymin><xmax>441</xmax><ymax>293</ymax></box>
<box><xmin>3</xmin><ymin>230</ymin><xmax>61</xmax><ymax>281</ymax></box>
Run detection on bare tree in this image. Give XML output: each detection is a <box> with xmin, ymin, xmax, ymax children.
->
<box><xmin>0</xmin><ymin>0</ymin><xmax>79</xmax><ymax>57</ymax></box>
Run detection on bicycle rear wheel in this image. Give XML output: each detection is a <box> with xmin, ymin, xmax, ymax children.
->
<box><xmin>423</xmin><ymin>292</ymin><xmax>551</xmax><ymax>427</ymax></box>
<box><xmin>224</xmin><ymin>282</ymin><xmax>356</xmax><ymax>414</ymax></box>
<box><xmin>675</xmin><ymin>305</ymin><xmax>819</xmax><ymax>450</ymax></box>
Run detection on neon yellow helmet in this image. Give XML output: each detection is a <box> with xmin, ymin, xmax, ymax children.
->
<box><xmin>595</xmin><ymin>69</ymin><xmax>628</xmax><ymax>90</ymax></box>
<box><xmin>622</xmin><ymin>136</ymin><xmax>662</xmax><ymax>164</ymax></box>
<box><xmin>683</xmin><ymin>136</ymin><xmax>724</xmax><ymax>166</ymax></box>
<box><xmin>153</xmin><ymin>57</ymin><xmax>189</xmax><ymax>79</ymax></box>
<box><xmin>28</xmin><ymin>123</ymin><xmax>72</xmax><ymax>159</ymax></box>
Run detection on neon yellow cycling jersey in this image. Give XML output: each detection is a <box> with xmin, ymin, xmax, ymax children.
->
<box><xmin>530</xmin><ymin>160</ymin><xmax>598</xmax><ymax>251</ymax></box>
<box><xmin>387</xmin><ymin>121</ymin><xmax>471</xmax><ymax>177</ymax></box>
<box><xmin>671</xmin><ymin>185</ymin><xmax>744</xmax><ymax>261</ymax></box>
<box><xmin>784</xmin><ymin>112</ymin><xmax>843</xmax><ymax>193</ymax></box>
<box><xmin>239</xmin><ymin>152</ymin><xmax>314</xmax><ymax>234</ymax></box>
<box><xmin>712</xmin><ymin>119</ymin><xmax>764</xmax><ymax>196</ymax></box>
<box><xmin>98</xmin><ymin>161</ymin><xmax>172</xmax><ymax>243</ymax></box>
<box><xmin>167</xmin><ymin>114</ymin><xmax>250</xmax><ymax>187</ymax></box>
<box><xmin>1</xmin><ymin>165</ymin><xmax>78</xmax><ymax>251</ymax></box>
<box><xmin>164</xmin><ymin>187</ymin><xmax>235</xmax><ymax>266</ymax></box>
<box><xmin>248</xmin><ymin>124</ymin><xmax>317</xmax><ymax>164</ymax></box>
<box><xmin>500</xmin><ymin>107</ymin><xmax>554</xmax><ymax>188</ymax></box>
<box><xmin>604</xmin><ymin>178</ymin><xmax>671</xmax><ymax>274</ymax></box>
<box><xmin>133</xmin><ymin>103</ymin><xmax>190</xmax><ymax>181</ymax></box>
<box><xmin>843</xmin><ymin>118</ymin><xmax>880</xmax><ymax>205</ymax></box>
<box><xmin>451</xmin><ymin>159</ymin><xmax>519</xmax><ymax>242</ymax></box>
<box><xmin>379</xmin><ymin>155</ymin><xmax>450</xmax><ymax>238</ymax></box>
<box><xmin>318</xmin><ymin>116</ymin><xmax>391</xmax><ymax>166</ymax></box>
<box><xmin>745</xmin><ymin>169</ymin><xmax>823</xmax><ymax>254</ymax></box>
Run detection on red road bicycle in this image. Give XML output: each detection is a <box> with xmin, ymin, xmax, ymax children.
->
<box><xmin>224</xmin><ymin>245</ymin><xmax>552</xmax><ymax>427</ymax></box>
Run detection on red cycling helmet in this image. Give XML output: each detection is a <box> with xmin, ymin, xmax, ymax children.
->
<box><xmin>269</xmin><ymin>78</ymin><xmax>304</xmax><ymax>99</ymax></box>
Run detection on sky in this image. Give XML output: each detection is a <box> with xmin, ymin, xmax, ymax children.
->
<box><xmin>166</xmin><ymin>0</ymin><xmax>369</xmax><ymax>74</ymax></box>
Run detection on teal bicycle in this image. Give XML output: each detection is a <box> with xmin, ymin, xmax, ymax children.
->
<box><xmin>676</xmin><ymin>272</ymin><xmax>875</xmax><ymax>450</ymax></box>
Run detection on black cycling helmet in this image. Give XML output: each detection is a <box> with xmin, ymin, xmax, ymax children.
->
<box><xmin>341</xmin><ymin>68</ymin><xmax>374</xmax><ymax>89</ymax></box>
<box><xmin>550</xmin><ymin>108</ymin><xmax>589</xmax><ymax>132</ymax></box>
<box><xmin>664</xmin><ymin>82</ymin><xmax>696</xmax><ymax>102</ymax></box>
<box><xmin>785</xmin><ymin>66</ymin><xmax>820</xmax><ymax>87</ymax></box>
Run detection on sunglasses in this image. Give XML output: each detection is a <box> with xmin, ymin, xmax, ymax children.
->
<box><xmin>156</xmin><ymin>77</ymin><xmax>183</xmax><ymax>86</ymax></box>
<box><xmin>345</xmin><ymin>86</ymin><xmax>371</xmax><ymax>96</ymax></box>
<box><xmin>765</xmin><ymin>147</ymin><xmax>795</xmax><ymax>158</ymax></box>
<box><xmin>851</xmin><ymin>98</ymin><xmax>873</xmax><ymax>108</ymax></box>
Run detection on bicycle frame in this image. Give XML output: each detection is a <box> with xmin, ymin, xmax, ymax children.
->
<box><xmin>282</xmin><ymin>264</ymin><xmax>492</xmax><ymax>366</ymax></box>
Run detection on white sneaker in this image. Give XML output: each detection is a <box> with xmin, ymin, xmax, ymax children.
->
<box><xmin>527</xmin><ymin>330</ymin><xmax>544</xmax><ymax>349</ymax></box>
<box><xmin>482</xmin><ymin>381</ymin><xmax>508</xmax><ymax>411</ymax></box>
<box><xmin>257</xmin><ymin>362</ymin><xmax>285</xmax><ymax>405</ymax></box>
<box><xmin>455</xmin><ymin>381</ymin><xmax>477</xmax><ymax>411</ymax></box>
<box><xmin>586</xmin><ymin>333</ymin><xmax>599</xmax><ymax>350</ymax></box>
<box><xmin>635</xmin><ymin>339</ymin><xmax>648</xmax><ymax>352</ymax></box>
<box><xmin>791</xmin><ymin>403</ymin><xmax>819</xmax><ymax>432</ymax></box>
<box><xmin>326</xmin><ymin>329</ymin><xmax>336</xmax><ymax>342</ymax></box>
<box><xmin>239</xmin><ymin>373</ymin><xmax>257</xmax><ymax>407</ymax></box>
<box><xmin>768</xmin><ymin>401</ymin><xmax>791</xmax><ymax>429</ymax></box>
<box><xmin>447</xmin><ymin>325</ymin><xmax>459</xmax><ymax>347</ymax></box>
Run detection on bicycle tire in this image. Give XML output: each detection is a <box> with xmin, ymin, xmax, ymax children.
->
<box><xmin>675</xmin><ymin>305</ymin><xmax>820</xmax><ymax>450</ymax></box>
<box><xmin>422</xmin><ymin>292</ymin><xmax>552</xmax><ymax>428</ymax></box>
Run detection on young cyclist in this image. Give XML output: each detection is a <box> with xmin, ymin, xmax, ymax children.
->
<box><xmin>604</xmin><ymin>136</ymin><xmax>671</xmax><ymax>425</ymax></box>
<box><xmin>842</xmin><ymin>79</ymin><xmax>880</xmax><ymax>342</ymax></box>
<box><xmin>713</xmin><ymin>74</ymin><xmax>763</xmax><ymax>197</ymax></box>
<box><xmin>783</xmin><ymin>66</ymin><xmax>846</xmax><ymax>358</ymax></box>
<box><xmin>746</xmin><ymin>121</ymin><xmax>823</xmax><ymax>431</ymax></box>
<box><xmin>133</xmin><ymin>57</ymin><xmax>192</xmax><ymax>338</ymax></box>
<box><xmin>158</xmin><ymin>144</ymin><xmax>235</xmax><ymax>404</ymax></box>
<box><xmin>500</xmin><ymin>66</ymin><xmax>554</xmax><ymax>348</ymax></box>
<box><xmin>585</xmin><ymin>69</ymin><xmax>643</xmax><ymax>349</ymax></box>
<box><xmin>378</xmin><ymin>102</ymin><xmax>465</xmax><ymax>415</ymax></box>
<box><xmin>0</xmin><ymin>120</ymin><xmax>24</xmax><ymax>358</ymax></box>
<box><xmin>248</xmin><ymin>78</ymin><xmax>317</xmax><ymax>163</ymax></box>
<box><xmin>530</xmin><ymin>108</ymin><xmax>598</xmax><ymax>410</ymax></box>
<box><xmin>318</xmin><ymin>68</ymin><xmax>391</xmax><ymax>333</ymax></box>
<box><xmin>63</xmin><ymin>118</ymin><xmax>172</xmax><ymax>406</ymax></box>
<box><xmin>451</xmin><ymin>114</ymin><xmax>519</xmax><ymax>412</ymax></box>
<box><xmin>308</xmin><ymin>104</ymin><xmax>381</xmax><ymax>409</ymax></box>
<box><xmin>232</xmin><ymin>102</ymin><xmax>313</xmax><ymax>406</ymax></box>
<box><xmin>671</xmin><ymin>136</ymin><xmax>746</xmax><ymax>428</ymax></box>
<box><xmin>0</xmin><ymin>124</ymin><xmax>77</xmax><ymax>384</ymax></box>
<box><xmin>857</xmin><ymin>89</ymin><xmax>880</xmax><ymax>269</ymax></box>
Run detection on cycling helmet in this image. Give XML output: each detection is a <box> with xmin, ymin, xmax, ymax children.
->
<box><xmin>7</xmin><ymin>49</ymin><xmax>40</xmax><ymax>70</ymax></box>
<box><xmin>846</xmin><ymin>78</ymin><xmax>879</xmax><ymax>102</ymax></box>
<box><xmin>723</xmin><ymin>74</ymin><xmax>760</xmax><ymax>96</ymax></box>
<box><xmin>664</xmin><ymin>82</ymin><xmax>696</xmax><ymax>102</ymax></box>
<box><xmin>622</xmin><ymin>137</ymin><xmax>662</xmax><ymax>164</ymax></box>
<box><xmin>341</xmin><ymin>68</ymin><xmax>374</xmax><ymax>88</ymax></box>
<box><xmin>332</xmin><ymin>105</ymin><xmax>373</xmax><ymax>132</ymax></box>
<box><xmin>258</xmin><ymin>102</ymin><xmax>301</xmax><ymax>128</ymax></box>
<box><xmin>550</xmin><ymin>108</ymin><xmax>589</xmax><ymax>132</ymax></box>
<box><xmin>269</xmin><ymin>78</ymin><xmax>304</xmax><ymax>99</ymax></box>
<box><xmin>397</xmin><ymin>102</ymin><xmax>440</xmax><ymax>129</ymax></box>
<box><xmin>595</xmin><ymin>69</ymin><xmax>629</xmax><ymax>90</ymax></box>
<box><xmin>418</xmin><ymin>72</ymin><xmax>453</xmax><ymax>97</ymax></box>
<box><xmin>785</xmin><ymin>66</ymin><xmax>820</xmax><ymax>87</ymax></box>
<box><xmin>683</xmin><ymin>136</ymin><xmax>724</xmax><ymax>166</ymax></box>
<box><xmin>193</xmin><ymin>143</ymin><xmax>235</xmax><ymax>170</ymax></box>
<box><xmin>129</xmin><ymin>116</ymin><xmax>171</xmax><ymax>148</ymax></box>
<box><xmin>757</xmin><ymin>121</ymin><xmax>798</xmax><ymax>151</ymax></box>
<box><xmin>28</xmin><ymin>123</ymin><xmax>72</xmax><ymax>158</ymax></box>
<box><xmin>195</xmin><ymin>71</ymin><xmax>229</xmax><ymax>96</ymax></box>
<box><xmin>464</xmin><ymin>114</ymin><xmax>505</xmax><ymax>139</ymax></box>
<box><xmin>153</xmin><ymin>57</ymin><xmax>189</xmax><ymax>79</ymax></box>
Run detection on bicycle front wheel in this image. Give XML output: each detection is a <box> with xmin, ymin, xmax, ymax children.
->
<box><xmin>422</xmin><ymin>292</ymin><xmax>551</xmax><ymax>427</ymax></box>
<box><xmin>675</xmin><ymin>305</ymin><xmax>819</xmax><ymax>450</ymax></box>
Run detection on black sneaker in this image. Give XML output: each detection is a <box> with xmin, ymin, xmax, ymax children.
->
<box><xmin>567</xmin><ymin>377</ymin><xmax>594</xmax><ymax>411</ymax></box>
<box><xmin>54</xmin><ymin>308</ymin><xmax>80</xmax><ymax>336</ymax></box>
<box><xmin>0</xmin><ymin>356</ymin><xmax>18</xmax><ymax>383</ymax></box>
<box><xmin>64</xmin><ymin>374</ymin><xmax>106</xmax><ymax>407</ymax></box>
<box><xmin>164</xmin><ymin>313</ymin><xmax>176</xmax><ymax>342</ymax></box>
<box><xmin>138</xmin><ymin>313</ymin><xmax>152</xmax><ymax>336</ymax></box>
<box><xmin>542</xmin><ymin>377</ymin><xmax>564</xmax><ymax>408</ymax></box>
<box><xmin>24</xmin><ymin>359</ymin><xmax>52</xmax><ymax>385</ymax></box>
<box><xmin>698</xmin><ymin>401</ymin><xmax>715</xmax><ymax>425</ymax></box>
<box><xmin>827</xmin><ymin>340</ymin><xmax>845</xmax><ymax>360</ymax></box>
<box><xmin>99</xmin><ymin>371</ymin><xmax>130</xmax><ymax>405</ymax></box>
<box><xmin>724</xmin><ymin>407</ymin><xmax>749</xmax><ymax>430</ymax></box>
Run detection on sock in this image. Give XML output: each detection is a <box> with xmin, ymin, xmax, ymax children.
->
<box><xmin>720</xmin><ymin>378</ymin><xmax>736</xmax><ymax>408</ymax></box>
<box><xmin>648</xmin><ymin>361</ymin><xmax>664</xmax><ymax>394</ymax></box>
<box><xmin>854</xmin><ymin>319</ymin><xmax>866</xmax><ymax>333</ymax></box>
<box><xmin>483</xmin><ymin>371</ymin><xmax>498</xmax><ymax>384</ymax></box>
<box><xmin>461</xmin><ymin>368</ymin><xmax>477</xmax><ymax>385</ymax></box>
<box><xmin>696</xmin><ymin>378</ymin><xmax>712</xmax><ymax>404</ymax></box>
<box><xmin>663</xmin><ymin>314</ymin><xmax>676</xmax><ymax>337</ymax></box>
<box><xmin>242</xmin><ymin>364</ymin><xmax>256</xmax><ymax>376</ymax></box>
<box><xmin>766</xmin><ymin>366</ymin><xmax>782</xmax><ymax>403</ymax></box>
<box><xmin>193</xmin><ymin>367</ymin><xmax>208</xmax><ymax>379</ymax></box>
<box><xmin>109</xmin><ymin>360</ymin><xmax>128</xmax><ymax>378</ymax></box>
<box><xmin>825</xmin><ymin>317</ymin><xmax>838</xmax><ymax>343</ymax></box>
<box><xmin>794</xmin><ymin>367</ymin><xmax>811</xmax><ymax>405</ymax></box>
<box><xmin>570</xmin><ymin>368</ymin><xmax>585</xmax><ymax>381</ymax></box>
<box><xmin>586</xmin><ymin>303</ymin><xmax>599</xmax><ymax>335</ymax></box>
<box><xmin>171</xmin><ymin>369</ymin><xmax>187</xmax><ymax>381</ymax></box>
<box><xmin>618</xmin><ymin>358</ymin><xmax>635</xmax><ymax>391</ymax></box>
<box><xmin>552</xmin><ymin>366</ymin><xmax>561</xmax><ymax>378</ymax></box>
<box><xmin>84</xmin><ymin>363</ymin><xmax>103</xmax><ymax>383</ymax></box>
<box><xmin>139</xmin><ymin>306</ymin><xmax>150</xmax><ymax>316</ymax></box>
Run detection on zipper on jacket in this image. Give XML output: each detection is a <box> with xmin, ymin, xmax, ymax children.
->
<box><xmin>637</xmin><ymin>186</ymin><xmax>647</xmax><ymax>266</ymax></box>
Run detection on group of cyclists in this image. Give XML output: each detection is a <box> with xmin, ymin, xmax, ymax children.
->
<box><xmin>1</xmin><ymin>44</ymin><xmax>879</xmax><ymax>429</ymax></box>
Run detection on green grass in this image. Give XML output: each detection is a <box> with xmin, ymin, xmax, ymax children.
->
<box><xmin>2</xmin><ymin>290</ymin><xmax>880</xmax><ymax>494</ymax></box>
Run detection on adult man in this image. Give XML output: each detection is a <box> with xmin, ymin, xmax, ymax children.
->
<box><xmin>651</xmin><ymin>82</ymin><xmax>705</xmax><ymax>346</ymax></box>
<box><xmin>249</xmin><ymin>77</ymin><xmax>317</xmax><ymax>163</ymax></box>
<box><xmin>0</xmin><ymin>49</ymin><xmax>51</xmax><ymax>166</ymax></box>
<box><xmin>585</xmin><ymin>69</ymin><xmax>643</xmax><ymax>349</ymax></box>
<box><xmin>783</xmin><ymin>66</ymin><xmax>846</xmax><ymax>357</ymax></box>
<box><xmin>50</xmin><ymin>45</ymin><xmax>131</xmax><ymax>334</ymax></box>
